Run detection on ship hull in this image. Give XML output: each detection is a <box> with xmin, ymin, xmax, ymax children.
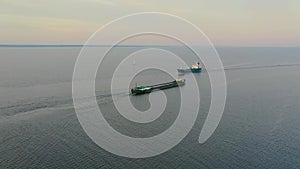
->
<box><xmin>131</xmin><ymin>79</ymin><xmax>185</xmax><ymax>95</ymax></box>
<box><xmin>177</xmin><ymin>68</ymin><xmax>202</xmax><ymax>73</ymax></box>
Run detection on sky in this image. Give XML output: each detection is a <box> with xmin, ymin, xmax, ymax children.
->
<box><xmin>0</xmin><ymin>0</ymin><xmax>299</xmax><ymax>46</ymax></box>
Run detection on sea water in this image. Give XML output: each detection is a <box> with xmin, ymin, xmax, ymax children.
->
<box><xmin>0</xmin><ymin>46</ymin><xmax>300</xmax><ymax>168</ymax></box>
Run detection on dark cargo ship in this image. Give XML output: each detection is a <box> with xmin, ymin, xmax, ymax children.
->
<box><xmin>131</xmin><ymin>79</ymin><xmax>185</xmax><ymax>95</ymax></box>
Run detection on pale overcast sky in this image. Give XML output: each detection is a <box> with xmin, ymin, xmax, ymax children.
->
<box><xmin>0</xmin><ymin>0</ymin><xmax>299</xmax><ymax>46</ymax></box>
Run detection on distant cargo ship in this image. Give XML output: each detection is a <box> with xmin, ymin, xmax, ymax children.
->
<box><xmin>177</xmin><ymin>62</ymin><xmax>202</xmax><ymax>73</ymax></box>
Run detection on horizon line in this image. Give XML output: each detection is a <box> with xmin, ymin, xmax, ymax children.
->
<box><xmin>0</xmin><ymin>44</ymin><xmax>299</xmax><ymax>48</ymax></box>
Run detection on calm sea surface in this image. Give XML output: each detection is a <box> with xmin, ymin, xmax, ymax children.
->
<box><xmin>0</xmin><ymin>46</ymin><xmax>300</xmax><ymax>168</ymax></box>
